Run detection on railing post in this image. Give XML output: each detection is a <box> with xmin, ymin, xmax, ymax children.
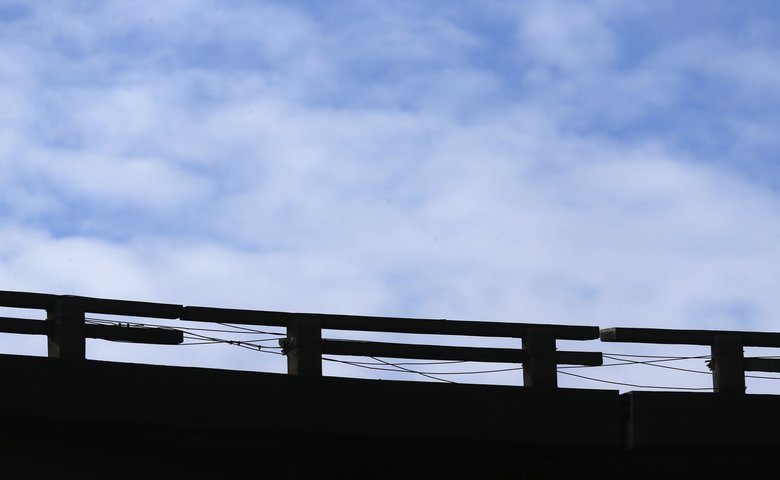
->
<box><xmin>46</xmin><ymin>297</ymin><xmax>86</xmax><ymax>360</ymax></box>
<box><xmin>522</xmin><ymin>329</ymin><xmax>557</xmax><ymax>389</ymax></box>
<box><xmin>710</xmin><ymin>336</ymin><xmax>745</xmax><ymax>394</ymax></box>
<box><xmin>282</xmin><ymin>316</ymin><xmax>322</xmax><ymax>376</ymax></box>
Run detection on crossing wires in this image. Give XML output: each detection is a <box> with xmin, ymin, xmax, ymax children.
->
<box><xmin>81</xmin><ymin>316</ymin><xmax>780</xmax><ymax>393</ymax></box>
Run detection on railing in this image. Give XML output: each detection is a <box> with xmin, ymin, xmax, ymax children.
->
<box><xmin>183</xmin><ymin>304</ymin><xmax>602</xmax><ymax>388</ymax></box>
<box><xmin>0</xmin><ymin>290</ymin><xmax>602</xmax><ymax>389</ymax></box>
<box><xmin>2</xmin><ymin>290</ymin><xmax>780</xmax><ymax>393</ymax></box>
<box><xmin>0</xmin><ymin>291</ymin><xmax>184</xmax><ymax>359</ymax></box>
<box><xmin>601</xmin><ymin>327</ymin><xmax>780</xmax><ymax>394</ymax></box>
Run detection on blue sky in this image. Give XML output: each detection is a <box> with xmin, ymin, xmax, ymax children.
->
<box><xmin>2</xmin><ymin>1</ymin><xmax>780</xmax><ymax>391</ymax></box>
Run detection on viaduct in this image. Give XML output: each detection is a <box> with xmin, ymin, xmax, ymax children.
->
<box><xmin>1</xmin><ymin>290</ymin><xmax>779</xmax><ymax>479</ymax></box>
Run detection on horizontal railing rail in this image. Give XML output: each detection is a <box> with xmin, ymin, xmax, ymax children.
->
<box><xmin>181</xmin><ymin>305</ymin><xmax>598</xmax><ymax>339</ymax></box>
<box><xmin>0</xmin><ymin>290</ymin><xmax>182</xmax><ymax>318</ymax></box>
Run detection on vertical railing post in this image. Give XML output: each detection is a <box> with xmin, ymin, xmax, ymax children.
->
<box><xmin>522</xmin><ymin>329</ymin><xmax>557</xmax><ymax>389</ymax></box>
<box><xmin>46</xmin><ymin>297</ymin><xmax>86</xmax><ymax>360</ymax></box>
<box><xmin>282</xmin><ymin>316</ymin><xmax>322</xmax><ymax>376</ymax></box>
<box><xmin>710</xmin><ymin>336</ymin><xmax>745</xmax><ymax>394</ymax></box>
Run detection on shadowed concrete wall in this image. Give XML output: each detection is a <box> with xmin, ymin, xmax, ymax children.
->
<box><xmin>1</xmin><ymin>353</ymin><xmax>780</xmax><ymax>479</ymax></box>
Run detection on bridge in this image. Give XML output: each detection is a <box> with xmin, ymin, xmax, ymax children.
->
<box><xmin>0</xmin><ymin>290</ymin><xmax>779</xmax><ymax>478</ymax></box>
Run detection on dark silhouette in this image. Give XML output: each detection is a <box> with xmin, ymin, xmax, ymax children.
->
<box><xmin>0</xmin><ymin>290</ymin><xmax>779</xmax><ymax>479</ymax></box>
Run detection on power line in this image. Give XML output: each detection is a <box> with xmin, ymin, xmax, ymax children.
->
<box><xmin>322</xmin><ymin>356</ymin><xmax>456</xmax><ymax>384</ymax></box>
<box><xmin>343</xmin><ymin>359</ymin><xmax>468</xmax><ymax>366</ymax></box>
<box><xmin>558</xmin><ymin>370</ymin><xmax>713</xmax><ymax>391</ymax></box>
<box><xmin>601</xmin><ymin>354</ymin><xmax>714</xmax><ymax>375</ymax></box>
<box><xmin>746</xmin><ymin>373</ymin><xmax>780</xmax><ymax>380</ymax></box>
<box><xmin>85</xmin><ymin>316</ymin><xmax>284</xmax><ymax>336</ymax></box>
<box><xmin>602</xmin><ymin>352</ymin><xmax>708</xmax><ymax>359</ymax></box>
<box><xmin>86</xmin><ymin>317</ymin><xmax>285</xmax><ymax>352</ymax></box>
<box><xmin>180</xmin><ymin>331</ymin><xmax>284</xmax><ymax>355</ymax></box>
<box><xmin>217</xmin><ymin>322</ymin><xmax>286</xmax><ymax>336</ymax></box>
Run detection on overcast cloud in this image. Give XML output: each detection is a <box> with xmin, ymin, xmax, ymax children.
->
<box><xmin>2</xmin><ymin>1</ymin><xmax>780</xmax><ymax>392</ymax></box>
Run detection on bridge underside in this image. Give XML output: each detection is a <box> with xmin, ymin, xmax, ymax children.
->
<box><xmin>0</xmin><ymin>354</ymin><xmax>778</xmax><ymax>479</ymax></box>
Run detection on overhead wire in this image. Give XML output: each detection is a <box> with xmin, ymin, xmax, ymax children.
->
<box><xmin>85</xmin><ymin>316</ymin><xmax>285</xmax><ymax>336</ymax></box>
<box><xmin>181</xmin><ymin>331</ymin><xmax>284</xmax><ymax>354</ymax></box>
<box><xmin>216</xmin><ymin>322</ymin><xmax>286</xmax><ymax>336</ymax></box>
<box><xmin>599</xmin><ymin>354</ymin><xmax>714</xmax><ymax>375</ymax></box>
<box><xmin>558</xmin><ymin>370</ymin><xmax>713</xmax><ymax>391</ymax></box>
<box><xmin>324</xmin><ymin>360</ymin><xmax>525</xmax><ymax>376</ymax></box>
<box><xmin>85</xmin><ymin>316</ymin><xmax>285</xmax><ymax>355</ymax></box>
<box><xmin>321</xmin><ymin>356</ymin><xmax>457</xmax><ymax>384</ymax></box>
<box><xmin>343</xmin><ymin>359</ymin><xmax>468</xmax><ymax>366</ymax></box>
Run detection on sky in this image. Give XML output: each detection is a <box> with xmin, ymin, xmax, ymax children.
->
<box><xmin>2</xmin><ymin>0</ymin><xmax>780</xmax><ymax>393</ymax></box>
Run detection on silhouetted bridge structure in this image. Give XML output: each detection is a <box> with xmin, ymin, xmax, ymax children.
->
<box><xmin>1</xmin><ymin>290</ymin><xmax>779</xmax><ymax>479</ymax></box>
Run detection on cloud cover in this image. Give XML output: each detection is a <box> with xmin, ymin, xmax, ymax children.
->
<box><xmin>2</xmin><ymin>0</ymin><xmax>780</xmax><ymax>391</ymax></box>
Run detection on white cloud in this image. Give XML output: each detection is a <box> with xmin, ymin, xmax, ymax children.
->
<box><xmin>4</xmin><ymin>146</ymin><xmax>211</xmax><ymax>220</ymax></box>
<box><xmin>1</xmin><ymin>1</ymin><xmax>780</xmax><ymax>393</ymax></box>
<box><xmin>656</xmin><ymin>34</ymin><xmax>780</xmax><ymax>97</ymax></box>
<box><xmin>0</xmin><ymin>227</ymin><xmax>151</xmax><ymax>297</ymax></box>
<box><xmin>516</xmin><ymin>0</ymin><xmax>617</xmax><ymax>72</ymax></box>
